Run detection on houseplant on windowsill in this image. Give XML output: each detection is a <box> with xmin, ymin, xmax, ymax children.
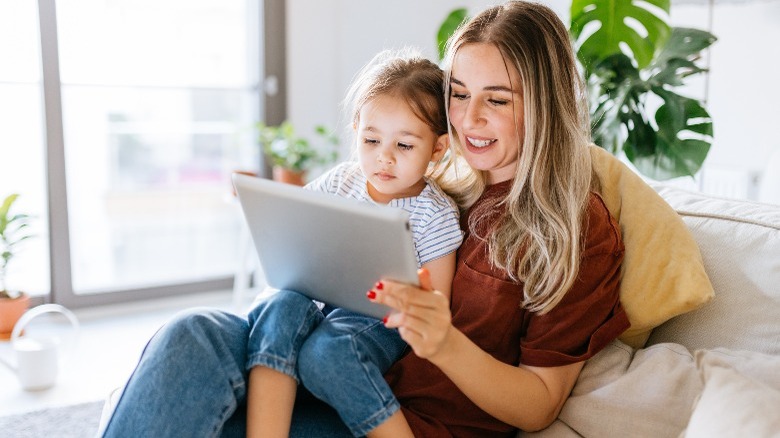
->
<box><xmin>0</xmin><ymin>194</ymin><xmax>35</xmax><ymax>340</ymax></box>
<box><xmin>257</xmin><ymin>121</ymin><xmax>339</xmax><ymax>186</ymax></box>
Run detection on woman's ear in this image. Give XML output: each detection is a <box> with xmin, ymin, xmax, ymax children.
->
<box><xmin>430</xmin><ymin>133</ymin><xmax>450</xmax><ymax>162</ymax></box>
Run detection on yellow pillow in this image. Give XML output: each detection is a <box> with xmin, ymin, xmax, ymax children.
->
<box><xmin>589</xmin><ymin>145</ymin><xmax>714</xmax><ymax>348</ymax></box>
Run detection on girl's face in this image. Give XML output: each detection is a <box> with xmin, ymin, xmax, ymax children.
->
<box><xmin>448</xmin><ymin>43</ymin><xmax>524</xmax><ymax>184</ymax></box>
<box><xmin>357</xmin><ymin>94</ymin><xmax>447</xmax><ymax>204</ymax></box>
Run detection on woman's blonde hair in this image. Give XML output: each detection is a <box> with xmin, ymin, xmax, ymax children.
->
<box><xmin>441</xmin><ymin>1</ymin><xmax>593</xmax><ymax>314</ymax></box>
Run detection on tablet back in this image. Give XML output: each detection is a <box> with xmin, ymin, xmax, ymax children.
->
<box><xmin>232</xmin><ymin>173</ymin><xmax>419</xmax><ymax>319</ymax></box>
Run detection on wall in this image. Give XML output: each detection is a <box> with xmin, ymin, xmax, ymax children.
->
<box><xmin>285</xmin><ymin>0</ymin><xmax>780</xmax><ymax>203</ymax></box>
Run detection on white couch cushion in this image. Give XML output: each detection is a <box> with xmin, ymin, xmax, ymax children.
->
<box><xmin>520</xmin><ymin>342</ymin><xmax>780</xmax><ymax>437</ymax></box>
<box><xmin>683</xmin><ymin>352</ymin><xmax>780</xmax><ymax>437</ymax></box>
<box><xmin>647</xmin><ymin>186</ymin><xmax>780</xmax><ymax>354</ymax></box>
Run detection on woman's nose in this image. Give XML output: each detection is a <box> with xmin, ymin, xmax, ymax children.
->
<box><xmin>463</xmin><ymin>101</ymin><xmax>486</xmax><ymax>129</ymax></box>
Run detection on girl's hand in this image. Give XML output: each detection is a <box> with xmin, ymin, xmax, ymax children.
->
<box><xmin>367</xmin><ymin>268</ymin><xmax>453</xmax><ymax>361</ymax></box>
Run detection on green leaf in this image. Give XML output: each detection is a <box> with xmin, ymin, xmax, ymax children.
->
<box><xmin>629</xmin><ymin>89</ymin><xmax>712</xmax><ymax>180</ymax></box>
<box><xmin>437</xmin><ymin>8</ymin><xmax>468</xmax><ymax>61</ymax></box>
<box><xmin>651</xmin><ymin>27</ymin><xmax>717</xmax><ymax>68</ymax></box>
<box><xmin>571</xmin><ymin>0</ymin><xmax>671</xmax><ymax>70</ymax></box>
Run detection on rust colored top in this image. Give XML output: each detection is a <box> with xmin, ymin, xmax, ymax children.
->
<box><xmin>384</xmin><ymin>180</ymin><xmax>629</xmax><ymax>437</ymax></box>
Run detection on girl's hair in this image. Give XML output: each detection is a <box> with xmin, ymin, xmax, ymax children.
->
<box><xmin>441</xmin><ymin>1</ymin><xmax>593</xmax><ymax>314</ymax></box>
<box><xmin>343</xmin><ymin>48</ymin><xmax>450</xmax><ymax>178</ymax></box>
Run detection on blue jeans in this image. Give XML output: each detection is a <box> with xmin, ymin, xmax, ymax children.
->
<box><xmin>102</xmin><ymin>307</ymin><xmax>352</xmax><ymax>437</ymax></box>
<box><xmin>247</xmin><ymin>290</ymin><xmax>407</xmax><ymax>436</ymax></box>
<box><xmin>102</xmin><ymin>290</ymin><xmax>406</xmax><ymax>437</ymax></box>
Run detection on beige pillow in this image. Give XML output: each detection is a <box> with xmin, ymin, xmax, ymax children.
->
<box><xmin>539</xmin><ymin>341</ymin><xmax>703</xmax><ymax>437</ymax></box>
<box><xmin>519</xmin><ymin>342</ymin><xmax>780</xmax><ymax>438</ymax></box>
<box><xmin>589</xmin><ymin>146</ymin><xmax>714</xmax><ymax>347</ymax></box>
<box><xmin>684</xmin><ymin>363</ymin><xmax>780</xmax><ymax>437</ymax></box>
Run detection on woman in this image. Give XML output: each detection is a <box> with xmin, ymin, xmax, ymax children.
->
<box><xmin>101</xmin><ymin>2</ymin><xmax>629</xmax><ymax>437</ymax></box>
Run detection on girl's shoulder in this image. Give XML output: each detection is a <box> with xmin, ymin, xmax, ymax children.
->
<box><xmin>419</xmin><ymin>177</ymin><xmax>459</xmax><ymax>214</ymax></box>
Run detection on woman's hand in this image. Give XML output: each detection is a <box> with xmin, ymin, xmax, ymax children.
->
<box><xmin>367</xmin><ymin>268</ymin><xmax>453</xmax><ymax>361</ymax></box>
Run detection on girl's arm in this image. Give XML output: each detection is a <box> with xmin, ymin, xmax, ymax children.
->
<box><xmin>370</xmin><ymin>270</ymin><xmax>583</xmax><ymax>432</ymax></box>
<box><xmin>419</xmin><ymin>252</ymin><xmax>456</xmax><ymax>298</ymax></box>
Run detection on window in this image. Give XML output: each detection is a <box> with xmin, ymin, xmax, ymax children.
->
<box><xmin>2</xmin><ymin>0</ymin><xmax>275</xmax><ymax>307</ymax></box>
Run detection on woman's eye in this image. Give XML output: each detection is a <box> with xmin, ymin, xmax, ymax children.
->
<box><xmin>397</xmin><ymin>142</ymin><xmax>413</xmax><ymax>151</ymax></box>
<box><xmin>451</xmin><ymin>92</ymin><xmax>468</xmax><ymax>100</ymax></box>
<box><xmin>489</xmin><ymin>99</ymin><xmax>509</xmax><ymax>106</ymax></box>
<box><xmin>363</xmin><ymin>138</ymin><xmax>379</xmax><ymax>145</ymax></box>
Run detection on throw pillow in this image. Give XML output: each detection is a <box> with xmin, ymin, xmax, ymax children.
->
<box><xmin>684</xmin><ymin>363</ymin><xmax>780</xmax><ymax>437</ymax></box>
<box><xmin>523</xmin><ymin>340</ymin><xmax>703</xmax><ymax>437</ymax></box>
<box><xmin>589</xmin><ymin>146</ymin><xmax>714</xmax><ymax>347</ymax></box>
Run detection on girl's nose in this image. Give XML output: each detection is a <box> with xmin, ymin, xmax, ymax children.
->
<box><xmin>377</xmin><ymin>146</ymin><xmax>395</xmax><ymax>165</ymax></box>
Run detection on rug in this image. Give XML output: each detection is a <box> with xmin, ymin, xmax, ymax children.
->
<box><xmin>0</xmin><ymin>400</ymin><xmax>104</xmax><ymax>438</ymax></box>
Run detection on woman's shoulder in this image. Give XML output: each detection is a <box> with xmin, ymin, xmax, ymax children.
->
<box><xmin>583</xmin><ymin>192</ymin><xmax>624</xmax><ymax>257</ymax></box>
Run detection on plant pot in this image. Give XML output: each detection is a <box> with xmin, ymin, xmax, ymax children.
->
<box><xmin>0</xmin><ymin>292</ymin><xmax>30</xmax><ymax>341</ymax></box>
<box><xmin>272</xmin><ymin>167</ymin><xmax>306</xmax><ymax>186</ymax></box>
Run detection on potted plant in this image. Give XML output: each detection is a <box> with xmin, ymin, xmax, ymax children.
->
<box><xmin>570</xmin><ymin>0</ymin><xmax>717</xmax><ymax>180</ymax></box>
<box><xmin>436</xmin><ymin>2</ymin><xmax>716</xmax><ymax>181</ymax></box>
<box><xmin>257</xmin><ymin>120</ymin><xmax>339</xmax><ymax>186</ymax></box>
<box><xmin>0</xmin><ymin>194</ymin><xmax>35</xmax><ymax>340</ymax></box>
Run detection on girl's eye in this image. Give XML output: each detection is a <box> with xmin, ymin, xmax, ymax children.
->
<box><xmin>489</xmin><ymin>99</ymin><xmax>509</xmax><ymax>106</ymax></box>
<box><xmin>363</xmin><ymin>138</ymin><xmax>379</xmax><ymax>145</ymax></box>
<box><xmin>397</xmin><ymin>143</ymin><xmax>413</xmax><ymax>151</ymax></box>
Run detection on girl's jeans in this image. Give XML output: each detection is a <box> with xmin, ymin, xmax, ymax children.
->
<box><xmin>102</xmin><ymin>290</ymin><xmax>406</xmax><ymax>437</ymax></box>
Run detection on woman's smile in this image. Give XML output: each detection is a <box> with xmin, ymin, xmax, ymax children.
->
<box><xmin>465</xmin><ymin>136</ymin><xmax>497</xmax><ymax>149</ymax></box>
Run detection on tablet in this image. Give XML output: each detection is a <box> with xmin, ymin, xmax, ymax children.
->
<box><xmin>232</xmin><ymin>173</ymin><xmax>419</xmax><ymax>319</ymax></box>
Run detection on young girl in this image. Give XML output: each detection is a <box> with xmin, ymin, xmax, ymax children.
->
<box><xmin>245</xmin><ymin>49</ymin><xmax>463</xmax><ymax>437</ymax></box>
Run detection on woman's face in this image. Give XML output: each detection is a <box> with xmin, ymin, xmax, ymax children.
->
<box><xmin>448</xmin><ymin>43</ymin><xmax>524</xmax><ymax>184</ymax></box>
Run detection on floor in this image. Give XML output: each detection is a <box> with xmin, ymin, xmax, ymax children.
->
<box><xmin>0</xmin><ymin>289</ymin><xmax>248</xmax><ymax>417</ymax></box>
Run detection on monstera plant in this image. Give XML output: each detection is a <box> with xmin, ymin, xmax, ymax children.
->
<box><xmin>437</xmin><ymin>1</ymin><xmax>717</xmax><ymax>181</ymax></box>
<box><xmin>571</xmin><ymin>0</ymin><xmax>717</xmax><ymax>180</ymax></box>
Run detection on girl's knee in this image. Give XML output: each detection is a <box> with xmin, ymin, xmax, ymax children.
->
<box><xmin>247</xmin><ymin>290</ymin><xmax>314</xmax><ymax>325</ymax></box>
<box><xmin>298</xmin><ymin>330</ymin><xmax>353</xmax><ymax>387</ymax></box>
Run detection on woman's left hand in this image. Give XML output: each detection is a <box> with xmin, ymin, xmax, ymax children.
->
<box><xmin>367</xmin><ymin>268</ymin><xmax>453</xmax><ymax>360</ymax></box>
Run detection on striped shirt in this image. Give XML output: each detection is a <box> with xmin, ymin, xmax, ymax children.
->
<box><xmin>306</xmin><ymin>162</ymin><xmax>463</xmax><ymax>267</ymax></box>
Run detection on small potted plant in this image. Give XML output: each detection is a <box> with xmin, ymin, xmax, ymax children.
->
<box><xmin>257</xmin><ymin>120</ymin><xmax>339</xmax><ymax>185</ymax></box>
<box><xmin>0</xmin><ymin>194</ymin><xmax>35</xmax><ymax>340</ymax></box>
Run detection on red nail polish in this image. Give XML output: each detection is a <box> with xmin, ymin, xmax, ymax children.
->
<box><xmin>375</xmin><ymin>281</ymin><xmax>384</xmax><ymax>290</ymax></box>
<box><xmin>366</xmin><ymin>290</ymin><xmax>376</xmax><ymax>299</ymax></box>
<box><xmin>382</xmin><ymin>315</ymin><xmax>389</xmax><ymax>324</ymax></box>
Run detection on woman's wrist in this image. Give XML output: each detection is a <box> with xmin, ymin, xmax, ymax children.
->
<box><xmin>427</xmin><ymin>324</ymin><xmax>465</xmax><ymax>368</ymax></box>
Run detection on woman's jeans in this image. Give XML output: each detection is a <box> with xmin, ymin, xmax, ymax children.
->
<box><xmin>102</xmin><ymin>290</ymin><xmax>405</xmax><ymax>437</ymax></box>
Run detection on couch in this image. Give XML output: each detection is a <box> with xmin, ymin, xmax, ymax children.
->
<box><xmin>521</xmin><ymin>182</ymin><xmax>780</xmax><ymax>437</ymax></box>
<box><xmin>99</xmin><ymin>153</ymin><xmax>780</xmax><ymax>437</ymax></box>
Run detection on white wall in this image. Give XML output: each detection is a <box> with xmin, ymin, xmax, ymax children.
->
<box><xmin>671</xmin><ymin>2</ymin><xmax>780</xmax><ymax>202</ymax></box>
<box><xmin>285</xmin><ymin>0</ymin><xmax>780</xmax><ymax>202</ymax></box>
<box><xmin>286</xmin><ymin>0</ymin><xmax>568</xmax><ymax>159</ymax></box>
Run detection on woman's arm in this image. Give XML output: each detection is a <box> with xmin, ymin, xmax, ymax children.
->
<box><xmin>427</xmin><ymin>324</ymin><xmax>583</xmax><ymax>431</ymax></box>
<box><xmin>370</xmin><ymin>270</ymin><xmax>583</xmax><ymax>431</ymax></box>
